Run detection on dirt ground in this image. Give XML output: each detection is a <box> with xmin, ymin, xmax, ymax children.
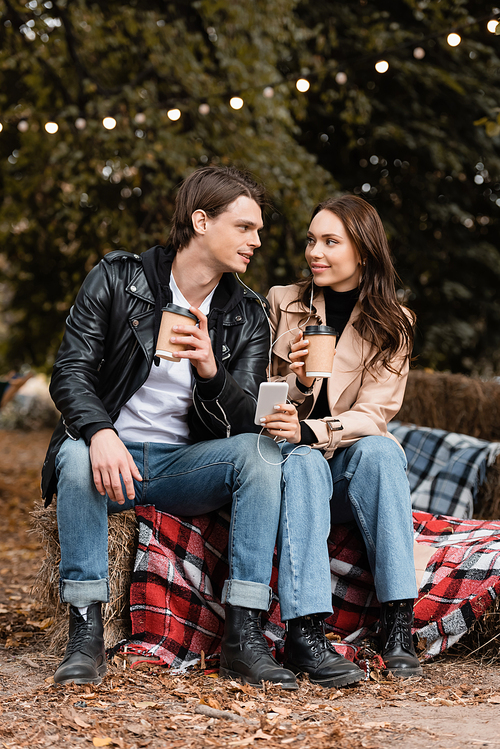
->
<box><xmin>1</xmin><ymin>428</ymin><xmax>500</xmax><ymax>749</ymax></box>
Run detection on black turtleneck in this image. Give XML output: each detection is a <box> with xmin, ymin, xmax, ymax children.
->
<box><xmin>300</xmin><ymin>286</ymin><xmax>359</xmax><ymax>444</ymax></box>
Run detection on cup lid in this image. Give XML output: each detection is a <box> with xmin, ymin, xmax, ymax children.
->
<box><xmin>161</xmin><ymin>303</ymin><xmax>198</xmax><ymax>322</ymax></box>
<box><xmin>304</xmin><ymin>325</ymin><xmax>337</xmax><ymax>335</ymax></box>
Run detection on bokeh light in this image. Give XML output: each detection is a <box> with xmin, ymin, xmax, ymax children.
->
<box><xmin>229</xmin><ymin>97</ymin><xmax>244</xmax><ymax>110</ymax></box>
<box><xmin>44</xmin><ymin>121</ymin><xmax>59</xmax><ymax>134</ymax></box>
<box><xmin>167</xmin><ymin>108</ymin><xmax>181</xmax><ymax>121</ymax></box>
<box><xmin>447</xmin><ymin>33</ymin><xmax>461</xmax><ymax>46</ymax></box>
<box><xmin>487</xmin><ymin>20</ymin><xmax>498</xmax><ymax>33</ymax></box>
<box><xmin>296</xmin><ymin>78</ymin><xmax>310</xmax><ymax>92</ymax></box>
<box><xmin>375</xmin><ymin>60</ymin><xmax>389</xmax><ymax>73</ymax></box>
<box><xmin>413</xmin><ymin>47</ymin><xmax>425</xmax><ymax>59</ymax></box>
<box><xmin>198</xmin><ymin>103</ymin><xmax>210</xmax><ymax>115</ymax></box>
<box><xmin>102</xmin><ymin>117</ymin><xmax>117</xmax><ymax>130</ymax></box>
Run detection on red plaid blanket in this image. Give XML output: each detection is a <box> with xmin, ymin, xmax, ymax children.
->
<box><xmin>128</xmin><ymin>507</ymin><xmax>500</xmax><ymax>669</ymax></box>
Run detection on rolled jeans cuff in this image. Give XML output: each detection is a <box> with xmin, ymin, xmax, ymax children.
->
<box><xmin>59</xmin><ymin>578</ymin><xmax>109</xmax><ymax>607</ymax></box>
<box><xmin>221</xmin><ymin>579</ymin><xmax>272</xmax><ymax>611</ymax></box>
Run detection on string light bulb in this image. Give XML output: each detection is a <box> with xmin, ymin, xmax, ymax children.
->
<box><xmin>447</xmin><ymin>33</ymin><xmax>461</xmax><ymax>46</ymax></box>
<box><xmin>413</xmin><ymin>47</ymin><xmax>425</xmax><ymax>59</ymax></box>
<box><xmin>335</xmin><ymin>72</ymin><xmax>347</xmax><ymax>84</ymax></box>
<box><xmin>375</xmin><ymin>60</ymin><xmax>389</xmax><ymax>73</ymax></box>
<box><xmin>230</xmin><ymin>97</ymin><xmax>244</xmax><ymax>110</ymax></box>
<box><xmin>487</xmin><ymin>20</ymin><xmax>499</xmax><ymax>33</ymax></box>
<box><xmin>198</xmin><ymin>103</ymin><xmax>210</xmax><ymax>115</ymax></box>
<box><xmin>44</xmin><ymin>121</ymin><xmax>58</xmax><ymax>134</ymax></box>
<box><xmin>263</xmin><ymin>87</ymin><xmax>274</xmax><ymax>98</ymax></box>
<box><xmin>167</xmin><ymin>108</ymin><xmax>181</xmax><ymax>121</ymax></box>
<box><xmin>296</xmin><ymin>78</ymin><xmax>310</xmax><ymax>92</ymax></box>
<box><xmin>102</xmin><ymin>117</ymin><xmax>117</xmax><ymax>130</ymax></box>
<box><xmin>75</xmin><ymin>118</ymin><xmax>86</xmax><ymax>130</ymax></box>
<box><xmin>0</xmin><ymin>123</ymin><xmax>3</xmax><ymax>133</ymax></box>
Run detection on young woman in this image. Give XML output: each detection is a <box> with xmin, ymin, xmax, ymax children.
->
<box><xmin>263</xmin><ymin>195</ymin><xmax>421</xmax><ymax>677</ymax></box>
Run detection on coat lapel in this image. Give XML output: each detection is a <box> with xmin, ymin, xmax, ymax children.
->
<box><xmin>327</xmin><ymin>308</ymin><xmax>369</xmax><ymax>408</ymax></box>
<box><xmin>273</xmin><ymin>290</ymin><xmax>369</xmax><ymax>410</ymax></box>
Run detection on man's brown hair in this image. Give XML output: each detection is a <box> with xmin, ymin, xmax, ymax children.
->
<box><xmin>170</xmin><ymin>166</ymin><xmax>267</xmax><ymax>251</ymax></box>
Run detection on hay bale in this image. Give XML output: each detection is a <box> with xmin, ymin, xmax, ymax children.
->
<box><xmin>399</xmin><ymin>370</ymin><xmax>500</xmax><ymax>442</ymax></box>
<box><xmin>31</xmin><ymin>502</ymin><xmax>137</xmax><ymax>654</ymax></box>
<box><xmin>449</xmin><ymin>595</ymin><xmax>500</xmax><ymax>662</ymax></box>
<box><xmin>399</xmin><ymin>370</ymin><xmax>500</xmax><ymax>520</ymax></box>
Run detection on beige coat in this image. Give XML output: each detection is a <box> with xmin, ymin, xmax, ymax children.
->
<box><xmin>267</xmin><ymin>284</ymin><xmax>410</xmax><ymax>460</ymax></box>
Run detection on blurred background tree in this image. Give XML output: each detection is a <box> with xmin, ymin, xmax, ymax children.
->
<box><xmin>0</xmin><ymin>0</ymin><xmax>499</xmax><ymax>374</ymax></box>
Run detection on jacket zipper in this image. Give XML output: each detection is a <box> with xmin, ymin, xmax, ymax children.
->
<box><xmin>127</xmin><ymin>340</ymin><xmax>139</xmax><ymax>361</ymax></box>
<box><xmin>193</xmin><ymin>383</ymin><xmax>231</xmax><ymax>438</ymax></box>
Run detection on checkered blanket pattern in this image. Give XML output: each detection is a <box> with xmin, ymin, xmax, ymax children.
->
<box><xmin>388</xmin><ymin>421</ymin><xmax>500</xmax><ymax>518</ymax></box>
<box><xmin>127</xmin><ymin>506</ymin><xmax>500</xmax><ymax>669</ymax></box>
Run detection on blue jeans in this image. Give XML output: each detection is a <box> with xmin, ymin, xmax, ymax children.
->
<box><xmin>328</xmin><ymin>436</ymin><xmax>418</xmax><ymax>603</ymax></box>
<box><xmin>55</xmin><ymin>434</ymin><xmax>333</xmax><ymax>621</ymax></box>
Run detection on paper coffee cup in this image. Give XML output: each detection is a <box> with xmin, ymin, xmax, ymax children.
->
<box><xmin>304</xmin><ymin>325</ymin><xmax>337</xmax><ymax>378</ymax></box>
<box><xmin>155</xmin><ymin>303</ymin><xmax>198</xmax><ymax>362</ymax></box>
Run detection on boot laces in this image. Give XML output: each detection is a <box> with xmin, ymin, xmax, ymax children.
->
<box><xmin>301</xmin><ymin>617</ymin><xmax>334</xmax><ymax>658</ymax></box>
<box><xmin>384</xmin><ymin>604</ymin><xmax>412</xmax><ymax>652</ymax></box>
<box><xmin>241</xmin><ymin>614</ymin><xmax>272</xmax><ymax>656</ymax></box>
<box><xmin>67</xmin><ymin>615</ymin><xmax>92</xmax><ymax>655</ymax></box>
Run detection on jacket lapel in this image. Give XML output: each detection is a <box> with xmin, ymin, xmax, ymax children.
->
<box><xmin>327</xmin><ymin>307</ymin><xmax>368</xmax><ymax>408</ymax></box>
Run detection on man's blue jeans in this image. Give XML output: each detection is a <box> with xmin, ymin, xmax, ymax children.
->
<box><xmin>328</xmin><ymin>436</ymin><xmax>418</xmax><ymax>603</ymax></box>
<box><xmin>55</xmin><ymin>433</ymin><xmax>334</xmax><ymax>621</ymax></box>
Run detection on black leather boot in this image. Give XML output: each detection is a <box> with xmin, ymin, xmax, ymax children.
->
<box><xmin>284</xmin><ymin>615</ymin><xmax>364</xmax><ymax>688</ymax></box>
<box><xmin>54</xmin><ymin>603</ymin><xmax>107</xmax><ymax>685</ymax></box>
<box><xmin>380</xmin><ymin>599</ymin><xmax>423</xmax><ymax>677</ymax></box>
<box><xmin>219</xmin><ymin>606</ymin><xmax>298</xmax><ymax>690</ymax></box>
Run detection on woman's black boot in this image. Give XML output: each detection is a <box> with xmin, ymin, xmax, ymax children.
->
<box><xmin>380</xmin><ymin>599</ymin><xmax>423</xmax><ymax>677</ymax></box>
<box><xmin>219</xmin><ymin>606</ymin><xmax>298</xmax><ymax>690</ymax></box>
<box><xmin>54</xmin><ymin>603</ymin><xmax>107</xmax><ymax>685</ymax></box>
<box><xmin>284</xmin><ymin>615</ymin><xmax>364</xmax><ymax>688</ymax></box>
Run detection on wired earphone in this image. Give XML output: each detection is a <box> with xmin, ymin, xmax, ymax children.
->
<box><xmin>235</xmin><ymin>273</ymin><xmax>317</xmax><ymax>466</ymax></box>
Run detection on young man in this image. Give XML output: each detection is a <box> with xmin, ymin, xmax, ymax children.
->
<box><xmin>42</xmin><ymin>166</ymin><xmax>364</xmax><ymax>690</ymax></box>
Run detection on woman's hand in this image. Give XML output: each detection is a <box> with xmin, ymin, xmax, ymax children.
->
<box><xmin>289</xmin><ymin>331</ymin><xmax>316</xmax><ymax>388</ymax></box>
<box><xmin>260</xmin><ymin>402</ymin><xmax>301</xmax><ymax>444</ymax></box>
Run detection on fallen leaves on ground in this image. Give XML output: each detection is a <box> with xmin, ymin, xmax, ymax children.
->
<box><xmin>1</xmin><ymin>428</ymin><xmax>500</xmax><ymax>749</ymax></box>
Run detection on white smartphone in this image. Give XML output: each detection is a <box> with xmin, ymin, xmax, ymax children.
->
<box><xmin>254</xmin><ymin>382</ymin><xmax>289</xmax><ymax>425</ymax></box>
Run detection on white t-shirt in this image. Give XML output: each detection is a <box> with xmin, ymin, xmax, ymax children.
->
<box><xmin>114</xmin><ymin>275</ymin><xmax>216</xmax><ymax>444</ymax></box>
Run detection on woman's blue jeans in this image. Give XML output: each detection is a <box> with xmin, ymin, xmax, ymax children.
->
<box><xmin>328</xmin><ymin>436</ymin><xmax>418</xmax><ymax>603</ymax></box>
<box><xmin>55</xmin><ymin>433</ymin><xmax>334</xmax><ymax>622</ymax></box>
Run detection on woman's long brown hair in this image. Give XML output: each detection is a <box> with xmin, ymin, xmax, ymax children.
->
<box><xmin>294</xmin><ymin>195</ymin><xmax>415</xmax><ymax>375</ymax></box>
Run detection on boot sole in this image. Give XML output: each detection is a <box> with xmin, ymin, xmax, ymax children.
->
<box><xmin>219</xmin><ymin>666</ymin><xmax>298</xmax><ymax>691</ymax></box>
<box><xmin>285</xmin><ymin>663</ymin><xmax>364</xmax><ymax>689</ymax></box>
<box><xmin>54</xmin><ymin>665</ymin><xmax>107</xmax><ymax>686</ymax></box>
<box><xmin>310</xmin><ymin>671</ymin><xmax>365</xmax><ymax>688</ymax></box>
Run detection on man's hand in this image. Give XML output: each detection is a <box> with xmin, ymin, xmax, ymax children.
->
<box><xmin>170</xmin><ymin>306</ymin><xmax>218</xmax><ymax>380</ymax></box>
<box><xmin>89</xmin><ymin>429</ymin><xmax>142</xmax><ymax>504</ymax></box>
<box><xmin>260</xmin><ymin>402</ymin><xmax>301</xmax><ymax>444</ymax></box>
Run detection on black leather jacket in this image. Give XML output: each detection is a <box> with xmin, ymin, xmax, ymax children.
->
<box><xmin>42</xmin><ymin>248</ymin><xmax>270</xmax><ymax>503</ymax></box>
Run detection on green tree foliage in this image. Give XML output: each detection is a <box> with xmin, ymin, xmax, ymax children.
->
<box><xmin>0</xmin><ymin>0</ymin><xmax>500</xmax><ymax>374</ymax></box>
<box><xmin>0</xmin><ymin>0</ymin><xmax>331</xmax><ymax>368</ymax></box>
<box><xmin>292</xmin><ymin>0</ymin><xmax>500</xmax><ymax>373</ymax></box>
